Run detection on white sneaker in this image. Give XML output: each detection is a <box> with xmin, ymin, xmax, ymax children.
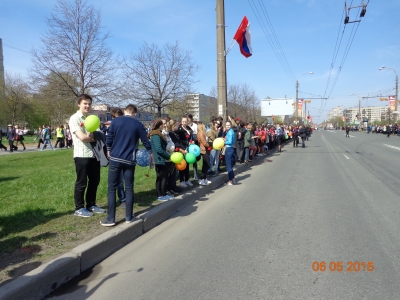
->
<box><xmin>199</xmin><ymin>179</ymin><xmax>207</xmax><ymax>186</ymax></box>
<box><xmin>186</xmin><ymin>180</ymin><xmax>193</xmax><ymax>187</ymax></box>
<box><xmin>205</xmin><ymin>179</ymin><xmax>212</xmax><ymax>185</ymax></box>
<box><xmin>179</xmin><ymin>181</ymin><xmax>188</xmax><ymax>188</ymax></box>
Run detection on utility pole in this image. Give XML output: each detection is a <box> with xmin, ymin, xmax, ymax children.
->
<box><xmin>216</xmin><ymin>0</ymin><xmax>227</xmax><ymax>122</ymax></box>
<box><xmin>295</xmin><ymin>80</ymin><xmax>299</xmax><ymax>121</ymax></box>
<box><xmin>0</xmin><ymin>38</ymin><xmax>5</xmax><ymax>102</ymax></box>
<box><xmin>394</xmin><ymin>74</ymin><xmax>399</xmax><ymax>121</ymax></box>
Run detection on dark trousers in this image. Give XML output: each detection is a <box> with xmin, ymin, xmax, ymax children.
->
<box><xmin>293</xmin><ymin>136</ymin><xmax>299</xmax><ymax>147</ymax></box>
<box><xmin>74</xmin><ymin>157</ymin><xmax>100</xmax><ymax>210</ymax></box>
<box><xmin>8</xmin><ymin>140</ymin><xmax>17</xmax><ymax>152</ymax></box>
<box><xmin>155</xmin><ymin>164</ymin><xmax>169</xmax><ymax>197</ymax></box>
<box><xmin>167</xmin><ymin>162</ymin><xmax>177</xmax><ymax>191</ymax></box>
<box><xmin>0</xmin><ymin>142</ymin><xmax>6</xmax><ymax>150</ymax></box>
<box><xmin>201</xmin><ymin>153</ymin><xmax>210</xmax><ymax>180</ymax></box>
<box><xmin>37</xmin><ymin>138</ymin><xmax>44</xmax><ymax>148</ymax></box>
<box><xmin>106</xmin><ymin>160</ymin><xmax>135</xmax><ymax>222</ymax></box>
<box><xmin>55</xmin><ymin>137</ymin><xmax>64</xmax><ymax>148</ymax></box>
<box><xmin>179</xmin><ymin>164</ymin><xmax>190</xmax><ymax>182</ymax></box>
<box><xmin>301</xmin><ymin>137</ymin><xmax>305</xmax><ymax>148</ymax></box>
<box><xmin>236</xmin><ymin>141</ymin><xmax>244</xmax><ymax>162</ymax></box>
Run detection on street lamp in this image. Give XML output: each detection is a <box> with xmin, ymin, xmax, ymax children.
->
<box><xmin>379</xmin><ymin>66</ymin><xmax>398</xmax><ymax>121</ymax></box>
<box><xmin>296</xmin><ymin>72</ymin><xmax>313</xmax><ymax>121</ymax></box>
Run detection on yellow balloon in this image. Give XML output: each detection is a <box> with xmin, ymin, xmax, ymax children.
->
<box><xmin>213</xmin><ymin>137</ymin><xmax>225</xmax><ymax>150</ymax></box>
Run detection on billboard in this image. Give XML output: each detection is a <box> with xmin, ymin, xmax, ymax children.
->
<box><xmin>261</xmin><ymin>98</ymin><xmax>294</xmax><ymax>116</ymax></box>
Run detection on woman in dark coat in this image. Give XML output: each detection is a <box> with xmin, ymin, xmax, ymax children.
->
<box><xmin>149</xmin><ymin>119</ymin><xmax>172</xmax><ymax>202</ymax></box>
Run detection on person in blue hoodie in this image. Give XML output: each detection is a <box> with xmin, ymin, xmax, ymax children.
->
<box><xmin>224</xmin><ymin>120</ymin><xmax>236</xmax><ymax>185</ymax></box>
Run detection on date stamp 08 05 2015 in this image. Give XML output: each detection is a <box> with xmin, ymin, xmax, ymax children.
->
<box><xmin>312</xmin><ymin>261</ymin><xmax>374</xmax><ymax>272</ymax></box>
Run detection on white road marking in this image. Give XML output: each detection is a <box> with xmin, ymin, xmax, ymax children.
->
<box><xmin>327</xmin><ymin>130</ymin><xmax>337</xmax><ymax>133</ymax></box>
<box><xmin>384</xmin><ymin>144</ymin><xmax>400</xmax><ymax>151</ymax></box>
<box><xmin>344</xmin><ymin>154</ymin><xmax>350</xmax><ymax>159</ymax></box>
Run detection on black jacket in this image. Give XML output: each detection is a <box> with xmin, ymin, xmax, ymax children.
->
<box><xmin>91</xmin><ymin>131</ymin><xmax>109</xmax><ymax>167</ymax></box>
<box><xmin>299</xmin><ymin>127</ymin><xmax>307</xmax><ymax>138</ymax></box>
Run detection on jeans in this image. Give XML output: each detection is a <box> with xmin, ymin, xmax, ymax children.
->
<box><xmin>209</xmin><ymin>149</ymin><xmax>220</xmax><ymax>172</ymax></box>
<box><xmin>117</xmin><ymin>169</ymin><xmax>126</xmax><ymax>203</ymax></box>
<box><xmin>106</xmin><ymin>160</ymin><xmax>135</xmax><ymax>222</ymax></box>
<box><xmin>225</xmin><ymin>147</ymin><xmax>235</xmax><ymax>181</ymax></box>
<box><xmin>74</xmin><ymin>157</ymin><xmax>101</xmax><ymax>210</ymax></box>
<box><xmin>244</xmin><ymin>147</ymin><xmax>249</xmax><ymax>161</ymax></box>
<box><xmin>42</xmin><ymin>139</ymin><xmax>54</xmax><ymax>150</ymax></box>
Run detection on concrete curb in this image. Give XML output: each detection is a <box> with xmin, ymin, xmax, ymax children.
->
<box><xmin>0</xmin><ymin>150</ymin><xmax>276</xmax><ymax>300</ymax></box>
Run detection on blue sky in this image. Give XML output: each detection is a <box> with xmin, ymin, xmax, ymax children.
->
<box><xmin>1</xmin><ymin>0</ymin><xmax>399</xmax><ymax>123</ymax></box>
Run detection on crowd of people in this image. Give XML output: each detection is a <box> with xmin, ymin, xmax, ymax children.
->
<box><xmin>0</xmin><ymin>124</ymin><xmax>27</xmax><ymax>152</ymax></box>
<box><xmin>2</xmin><ymin>94</ymin><xmax>314</xmax><ymax>226</ymax></box>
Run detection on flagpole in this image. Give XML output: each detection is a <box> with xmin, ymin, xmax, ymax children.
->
<box><xmin>216</xmin><ymin>0</ymin><xmax>227</xmax><ymax>122</ymax></box>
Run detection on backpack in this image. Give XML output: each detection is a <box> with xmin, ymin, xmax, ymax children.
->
<box><xmin>43</xmin><ymin>128</ymin><xmax>51</xmax><ymax>139</ymax></box>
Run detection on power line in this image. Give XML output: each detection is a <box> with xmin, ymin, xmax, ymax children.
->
<box><xmin>247</xmin><ymin>0</ymin><xmax>296</xmax><ymax>84</ymax></box>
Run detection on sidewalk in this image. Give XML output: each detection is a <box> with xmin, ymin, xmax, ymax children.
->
<box><xmin>0</xmin><ymin>149</ymin><xmax>277</xmax><ymax>300</ymax></box>
<box><xmin>0</xmin><ymin>144</ymin><xmax>70</xmax><ymax>156</ymax></box>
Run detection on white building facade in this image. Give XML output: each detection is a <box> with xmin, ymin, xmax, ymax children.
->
<box><xmin>343</xmin><ymin>105</ymin><xmax>390</xmax><ymax>124</ymax></box>
<box><xmin>185</xmin><ymin>94</ymin><xmax>217</xmax><ymax>121</ymax></box>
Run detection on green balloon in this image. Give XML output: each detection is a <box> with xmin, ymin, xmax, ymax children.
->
<box><xmin>171</xmin><ymin>152</ymin><xmax>184</xmax><ymax>164</ymax></box>
<box><xmin>185</xmin><ymin>152</ymin><xmax>196</xmax><ymax>164</ymax></box>
<box><xmin>85</xmin><ymin>115</ymin><xmax>101</xmax><ymax>132</ymax></box>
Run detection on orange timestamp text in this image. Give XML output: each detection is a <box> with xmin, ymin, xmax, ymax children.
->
<box><xmin>312</xmin><ymin>261</ymin><xmax>374</xmax><ymax>272</ymax></box>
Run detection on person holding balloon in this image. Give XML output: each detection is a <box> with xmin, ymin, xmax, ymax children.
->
<box><xmin>224</xmin><ymin>120</ymin><xmax>236</xmax><ymax>185</ymax></box>
<box><xmin>196</xmin><ymin>122</ymin><xmax>212</xmax><ymax>186</ymax></box>
<box><xmin>149</xmin><ymin>119</ymin><xmax>173</xmax><ymax>202</ymax></box>
<box><xmin>174</xmin><ymin>116</ymin><xmax>194</xmax><ymax>188</ymax></box>
<box><xmin>166</xmin><ymin>119</ymin><xmax>185</xmax><ymax>194</ymax></box>
<box><xmin>69</xmin><ymin>94</ymin><xmax>105</xmax><ymax>218</ymax></box>
<box><xmin>101</xmin><ymin>104</ymin><xmax>153</xmax><ymax>226</ymax></box>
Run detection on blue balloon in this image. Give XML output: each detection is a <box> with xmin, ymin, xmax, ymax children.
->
<box><xmin>135</xmin><ymin>149</ymin><xmax>151</xmax><ymax>167</ymax></box>
<box><xmin>188</xmin><ymin>144</ymin><xmax>201</xmax><ymax>157</ymax></box>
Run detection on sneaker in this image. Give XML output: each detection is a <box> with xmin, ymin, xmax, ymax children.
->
<box><xmin>173</xmin><ymin>186</ymin><xmax>183</xmax><ymax>193</ymax></box>
<box><xmin>165</xmin><ymin>194</ymin><xmax>174</xmax><ymax>200</ymax></box>
<box><xmin>227</xmin><ymin>181</ymin><xmax>233</xmax><ymax>186</ymax></box>
<box><xmin>168</xmin><ymin>190</ymin><xmax>178</xmax><ymax>196</ymax></box>
<box><xmin>74</xmin><ymin>208</ymin><xmax>93</xmax><ymax>217</ymax></box>
<box><xmin>126</xmin><ymin>216</ymin><xmax>137</xmax><ymax>223</ymax></box>
<box><xmin>204</xmin><ymin>179</ymin><xmax>212</xmax><ymax>185</ymax></box>
<box><xmin>179</xmin><ymin>181</ymin><xmax>188</xmax><ymax>188</ymax></box>
<box><xmin>194</xmin><ymin>174</ymin><xmax>199</xmax><ymax>181</ymax></box>
<box><xmin>100</xmin><ymin>219</ymin><xmax>116</xmax><ymax>227</ymax></box>
<box><xmin>199</xmin><ymin>179</ymin><xmax>207</xmax><ymax>186</ymax></box>
<box><xmin>157</xmin><ymin>196</ymin><xmax>170</xmax><ymax>202</ymax></box>
<box><xmin>185</xmin><ymin>180</ymin><xmax>193</xmax><ymax>187</ymax></box>
<box><xmin>88</xmin><ymin>205</ymin><xmax>106</xmax><ymax>214</ymax></box>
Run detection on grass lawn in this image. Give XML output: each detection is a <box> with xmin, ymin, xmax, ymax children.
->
<box><xmin>0</xmin><ymin>138</ymin><xmax>207</xmax><ymax>283</ymax></box>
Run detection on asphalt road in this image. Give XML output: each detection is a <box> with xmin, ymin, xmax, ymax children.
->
<box><xmin>47</xmin><ymin>130</ymin><xmax>400</xmax><ymax>300</ymax></box>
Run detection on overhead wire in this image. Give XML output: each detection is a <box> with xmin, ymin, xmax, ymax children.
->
<box><xmin>257</xmin><ymin>0</ymin><xmax>296</xmax><ymax>81</ymax></box>
<box><xmin>318</xmin><ymin>0</ymin><xmax>370</xmax><ymax>119</ymax></box>
<box><xmin>247</xmin><ymin>0</ymin><xmax>296</xmax><ymax>84</ymax></box>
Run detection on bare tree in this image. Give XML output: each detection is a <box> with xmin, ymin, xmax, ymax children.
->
<box><xmin>2</xmin><ymin>72</ymin><xmax>31</xmax><ymax>125</ymax></box>
<box><xmin>123</xmin><ymin>41</ymin><xmax>199</xmax><ymax>117</ymax></box>
<box><xmin>31</xmin><ymin>0</ymin><xmax>119</xmax><ymax>102</ymax></box>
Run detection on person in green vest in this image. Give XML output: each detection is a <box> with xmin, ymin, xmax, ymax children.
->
<box><xmin>55</xmin><ymin>124</ymin><xmax>65</xmax><ymax>148</ymax></box>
